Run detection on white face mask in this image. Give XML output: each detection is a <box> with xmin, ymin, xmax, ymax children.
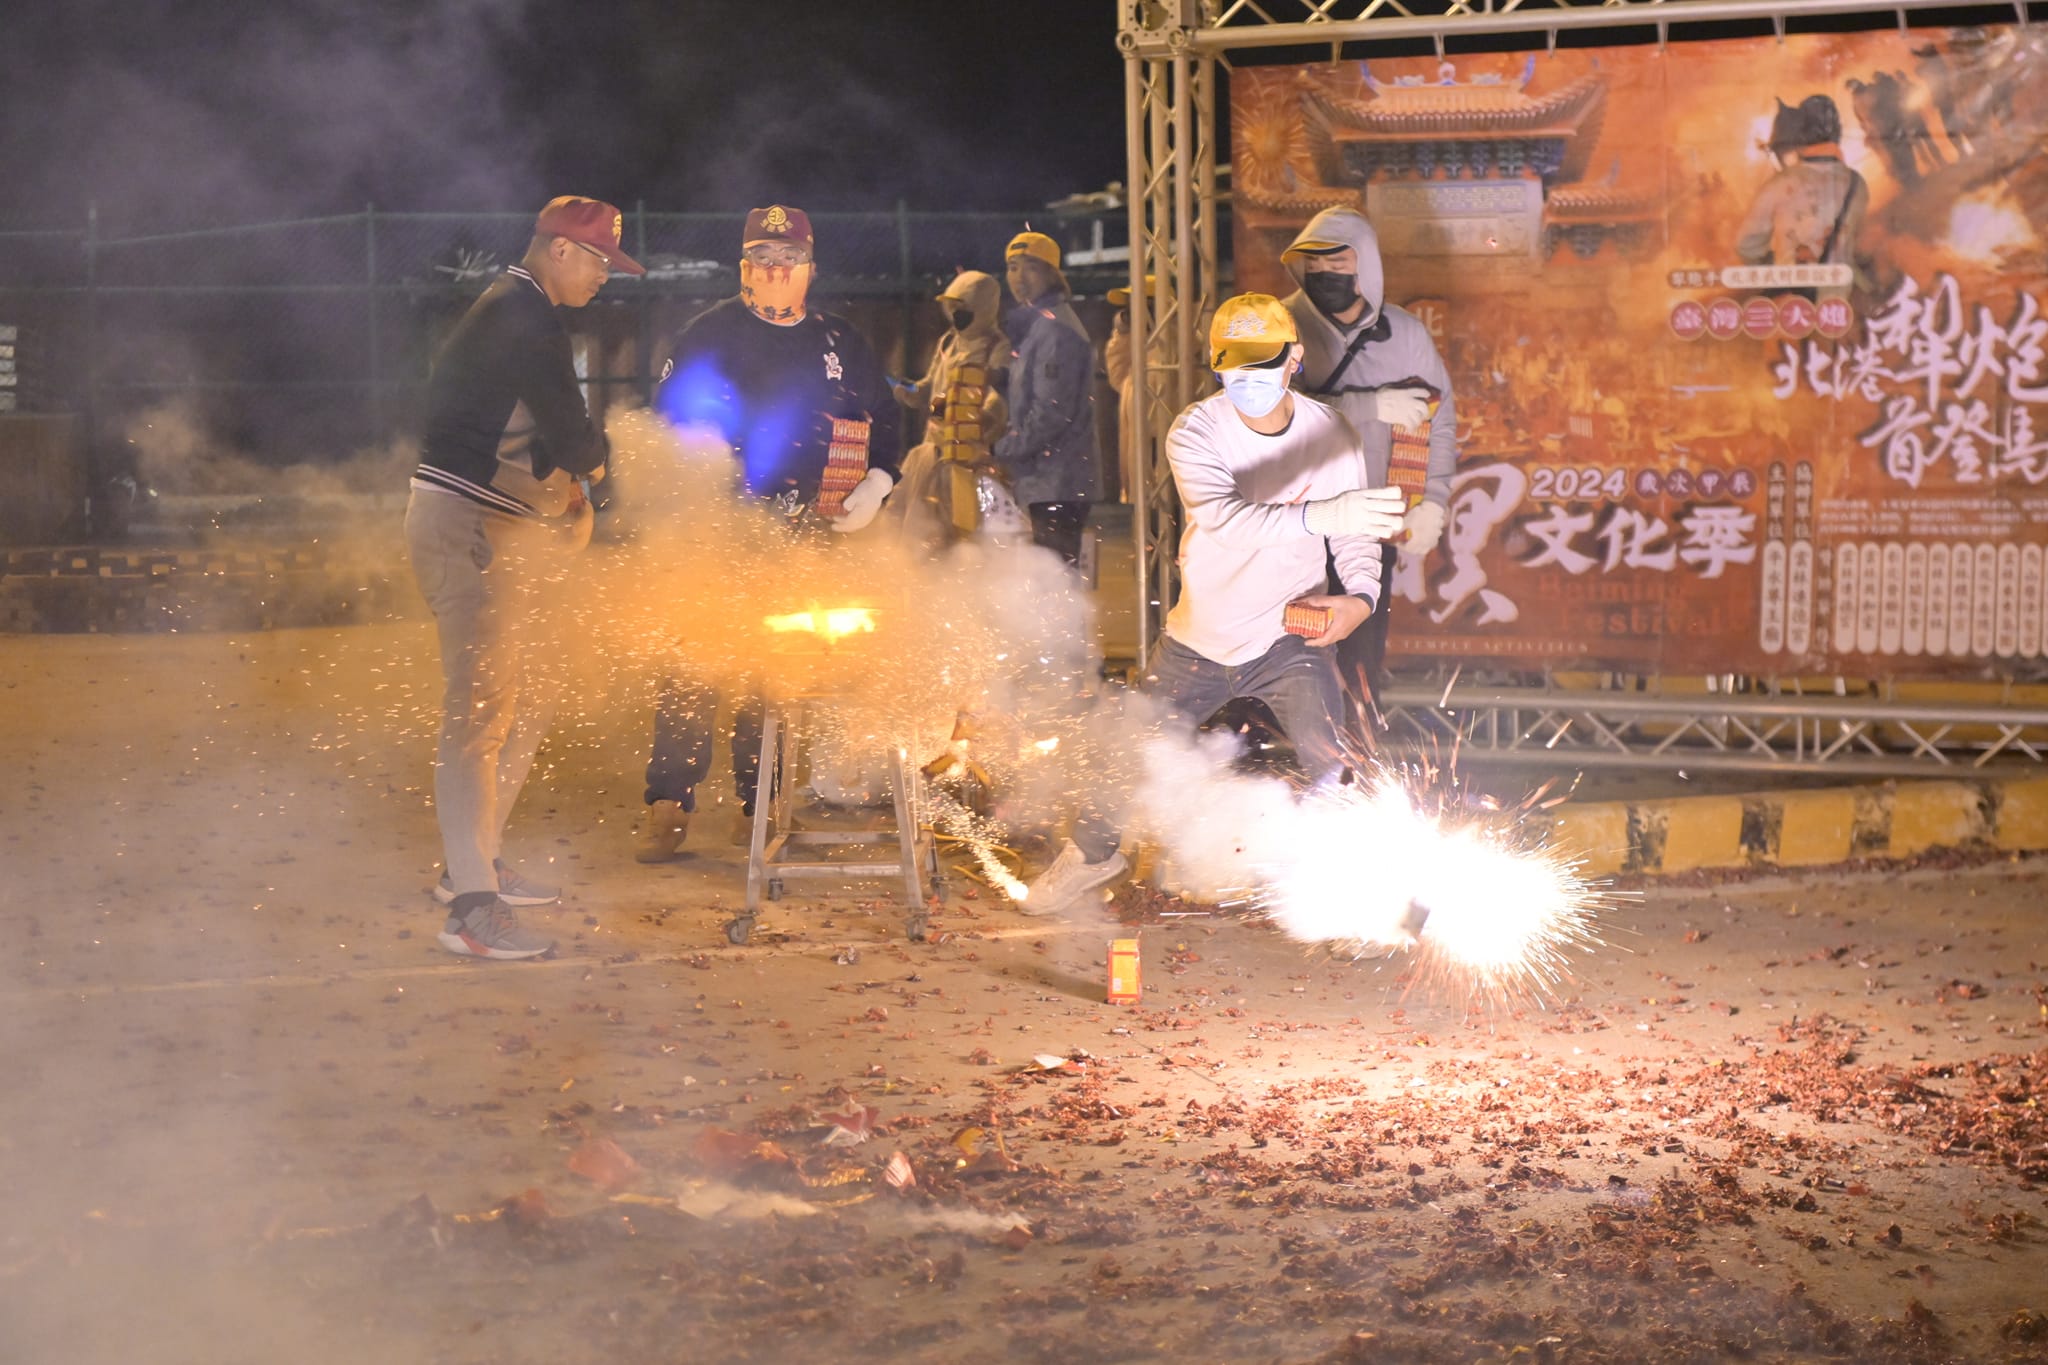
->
<box><xmin>1218</xmin><ymin>364</ymin><xmax>1291</xmax><ymax>418</ymax></box>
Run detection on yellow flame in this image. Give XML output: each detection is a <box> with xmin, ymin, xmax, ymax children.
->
<box><xmin>763</xmin><ymin>606</ymin><xmax>877</xmax><ymax>641</ymax></box>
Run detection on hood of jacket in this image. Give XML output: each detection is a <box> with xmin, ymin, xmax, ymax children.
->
<box><xmin>1283</xmin><ymin>207</ymin><xmax>1386</xmax><ymax>330</ymax></box>
<box><xmin>939</xmin><ymin>270</ymin><xmax>1004</xmax><ymax>341</ymax></box>
<box><xmin>1282</xmin><ymin>207</ymin><xmax>1393</xmax><ymax>392</ymax></box>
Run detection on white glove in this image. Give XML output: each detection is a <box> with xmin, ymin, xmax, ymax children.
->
<box><xmin>1303</xmin><ymin>486</ymin><xmax>1407</xmax><ymax>540</ymax></box>
<box><xmin>1401</xmin><ymin>499</ymin><xmax>1446</xmax><ymax>556</ymax></box>
<box><xmin>1374</xmin><ymin>386</ymin><xmax>1432</xmax><ymax>430</ymax></box>
<box><xmin>830</xmin><ymin>468</ymin><xmax>894</xmax><ymax>533</ymax></box>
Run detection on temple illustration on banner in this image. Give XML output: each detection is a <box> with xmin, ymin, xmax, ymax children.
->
<box><xmin>1236</xmin><ymin>56</ymin><xmax>1656</xmax><ymax>267</ymax></box>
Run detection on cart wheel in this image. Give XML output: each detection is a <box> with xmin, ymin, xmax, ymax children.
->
<box><xmin>767</xmin><ymin>878</ymin><xmax>785</xmax><ymax>902</ymax></box>
<box><xmin>905</xmin><ymin>914</ymin><xmax>929</xmax><ymax>943</ymax></box>
<box><xmin>928</xmin><ymin>874</ymin><xmax>947</xmax><ymax>903</ymax></box>
<box><xmin>724</xmin><ymin>915</ymin><xmax>755</xmax><ymax>946</ymax></box>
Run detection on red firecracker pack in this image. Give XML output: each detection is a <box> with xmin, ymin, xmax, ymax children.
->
<box><xmin>1283</xmin><ymin>602</ymin><xmax>1332</xmax><ymax>639</ymax></box>
<box><xmin>816</xmin><ymin>417</ymin><xmax>872</xmax><ymax>517</ymax></box>
<box><xmin>1387</xmin><ymin>381</ymin><xmax>1442</xmax><ymax>514</ymax></box>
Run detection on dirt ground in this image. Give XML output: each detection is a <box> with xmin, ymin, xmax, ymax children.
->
<box><xmin>2</xmin><ymin>625</ymin><xmax>2045</xmax><ymax>1365</ymax></box>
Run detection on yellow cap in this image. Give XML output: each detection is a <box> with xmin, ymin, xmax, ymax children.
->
<box><xmin>1106</xmin><ymin>273</ymin><xmax>1156</xmax><ymax>309</ymax></box>
<box><xmin>1005</xmin><ymin>231</ymin><xmax>1061</xmax><ymax>271</ymax></box>
<box><xmin>1281</xmin><ymin>237</ymin><xmax>1349</xmax><ymax>259</ymax></box>
<box><xmin>1208</xmin><ymin>293</ymin><xmax>1298</xmax><ymax>370</ymax></box>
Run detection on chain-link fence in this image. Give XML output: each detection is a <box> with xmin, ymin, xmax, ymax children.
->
<box><xmin>0</xmin><ymin>205</ymin><xmax>1131</xmax><ymax>535</ymax></box>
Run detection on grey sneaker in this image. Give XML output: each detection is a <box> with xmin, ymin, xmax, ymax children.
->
<box><xmin>435</xmin><ymin>860</ymin><xmax>561</xmax><ymax>907</ymax></box>
<box><xmin>1017</xmin><ymin>840</ymin><xmax>1128</xmax><ymax>917</ymax></box>
<box><xmin>437</xmin><ymin>895</ymin><xmax>555</xmax><ymax>961</ymax></box>
<box><xmin>491</xmin><ymin>860</ymin><xmax>560</xmax><ymax>906</ymax></box>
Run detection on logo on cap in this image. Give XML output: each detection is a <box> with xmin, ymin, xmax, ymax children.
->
<box><xmin>1221</xmin><ymin>312</ymin><xmax>1263</xmax><ymax>339</ymax></box>
<box><xmin>763</xmin><ymin>206</ymin><xmax>791</xmax><ymax>234</ymax></box>
<box><xmin>612</xmin><ymin>212</ymin><xmax>623</xmax><ymax>245</ymax></box>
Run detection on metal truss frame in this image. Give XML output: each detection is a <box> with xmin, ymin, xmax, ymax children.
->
<box><xmin>1117</xmin><ymin>0</ymin><xmax>2048</xmax><ymax>773</ymax></box>
<box><xmin>1380</xmin><ymin>679</ymin><xmax>2048</xmax><ymax>776</ymax></box>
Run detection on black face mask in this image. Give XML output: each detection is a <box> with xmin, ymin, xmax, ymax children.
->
<box><xmin>1302</xmin><ymin>270</ymin><xmax>1365</xmax><ymax>319</ymax></box>
<box><xmin>949</xmin><ymin>308</ymin><xmax>975</xmax><ymax>332</ymax></box>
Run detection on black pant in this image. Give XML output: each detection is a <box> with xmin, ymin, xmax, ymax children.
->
<box><xmin>1332</xmin><ymin>542</ymin><xmax>1395</xmax><ymax>735</ymax></box>
<box><xmin>1028</xmin><ymin>501</ymin><xmax>1090</xmax><ymax>566</ymax></box>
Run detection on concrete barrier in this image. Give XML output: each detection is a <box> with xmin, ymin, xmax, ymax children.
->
<box><xmin>1553</xmin><ymin>776</ymin><xmax>2048</xmax><ymax>877</ymax></box>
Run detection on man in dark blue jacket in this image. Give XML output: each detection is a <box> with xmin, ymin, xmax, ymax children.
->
<box><xmin>993</xmin><ymin>231</ymin><xmax>1100</xmax><ymax>566</ymax></box>
<box><xmin>635</xmin><ymin>206</ymin><xmax>900</xmax><ymax>860</ymax></box>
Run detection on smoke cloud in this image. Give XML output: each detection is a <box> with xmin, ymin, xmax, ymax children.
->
<box><xmin>3</xmin><ymin>0</ymin><xmax>546</xmax><ymax>226</ymax></box>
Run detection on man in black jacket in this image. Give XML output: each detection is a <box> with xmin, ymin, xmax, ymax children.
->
<box><xmin>636</xmin><ymin>205</ymin><xmax>899</xmax><ymax>860</ymax></box>
<box><xmin>406</xmin><ymin>195</ymin><xmax>643</xmax><ymax>959</ymax></box>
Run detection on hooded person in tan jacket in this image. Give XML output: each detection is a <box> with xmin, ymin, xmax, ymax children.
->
<box><xmin>892</xmin><ymin>270</ymin><xmax>1010</xmax><ymax>542</ymax></box>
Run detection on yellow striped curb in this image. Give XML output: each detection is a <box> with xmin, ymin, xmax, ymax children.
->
<box><xmin>1552</xmin><ymin>776</ymin><xmax>2048</xmax><ymax>878</ymax></box>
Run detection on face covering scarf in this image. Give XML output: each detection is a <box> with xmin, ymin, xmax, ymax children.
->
<box><xmin>1219</xmin><ymin>365</ymin><xmax>1291</xmax><ymax>419</ymax></box>
<box><xmin>949</xmin><ymin>307</ymin><xmax>975</xmax><ymax>332</ymax></box>
<box><xmin>741</xmin><ymin>260</ymin><xmax>812</xmax><ymax>324</ymax></box>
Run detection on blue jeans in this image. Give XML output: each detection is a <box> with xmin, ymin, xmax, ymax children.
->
<box><xmin>1074</xmin><ymin>632</ymin><xmax>1350</xmax><ymax>860</ymax></box>
<box><xmin>644</xmin><ymin>672</ymin><xmax>765</xmax><ymax>811</ymax></box>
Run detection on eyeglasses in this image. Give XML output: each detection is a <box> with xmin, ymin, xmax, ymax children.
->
<box><xmin>744</xmin><ymin>244</ymin><xmax>811</xmax><ymax>267</ymax></box>
<box><xmin>572</xmin><ymin>240</ymin><xmax>611</xmax><ymax>269</ymax></box>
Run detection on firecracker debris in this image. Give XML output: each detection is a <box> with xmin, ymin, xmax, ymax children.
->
<box><xmin>2</xmin><ymin>629</ymin><xmax>2046</xmax><ymax>1364</ymax></box>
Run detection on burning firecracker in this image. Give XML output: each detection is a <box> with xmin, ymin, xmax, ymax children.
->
<box><xmin>1259</xmin><ymin>772</ymin><xmax>1608</xmax><ymax>1002</ymax></box>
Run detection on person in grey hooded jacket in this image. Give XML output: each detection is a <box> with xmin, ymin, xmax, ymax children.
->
<box><xmin>993</xmin><ymin>230</ymin><xmax>1100</xmax><ymax>566</ymax></box>
<box><xmin>1280</xmin><ymin>206</ymin><xmax>1459</xmax><ymax>711</ymax></box>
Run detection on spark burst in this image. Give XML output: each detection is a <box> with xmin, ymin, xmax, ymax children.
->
<box><xmin>1258</xmin><ymin>768</ymin><xmax>1611</xmax><ymax>1004</ymax></box>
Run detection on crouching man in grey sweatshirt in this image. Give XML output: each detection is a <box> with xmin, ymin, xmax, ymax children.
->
<box><xmin>1019</xmin><ymin>293</ymin><xmax>1405</xmax><ymax>916</ymax></box>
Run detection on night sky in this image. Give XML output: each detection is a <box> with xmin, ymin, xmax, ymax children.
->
<box><xmin>0</xmin><ymin>0</ymin><xmax>1128</xmax><ymax>231</ymax></box>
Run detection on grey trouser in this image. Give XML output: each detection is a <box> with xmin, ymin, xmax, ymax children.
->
<box><xmin>404</xmin><ymin>489</ymin><xmax>571</xmax><ymax>896</ymax></box>
<box><xmin>1075</xmin><ymin>632</ymin><xmax>1351</xmax><ymax>860</ymax></box>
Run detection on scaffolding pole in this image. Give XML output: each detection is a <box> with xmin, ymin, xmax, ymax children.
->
<box><xmin>1114</xmin><ymin>0</ymin><xmax>2046</xmax><ymax>771</ymax></box>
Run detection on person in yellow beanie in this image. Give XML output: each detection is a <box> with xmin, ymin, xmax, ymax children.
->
<box><xmin>992</xmin><ymin>230</ymin><xmax>1100</xmax><ymax>566</ymax></box>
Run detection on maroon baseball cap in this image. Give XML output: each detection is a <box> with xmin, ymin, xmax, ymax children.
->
<box><xmin>534</xmin><ymin>196</ymin><xmax>646</xmax><ymax>276</ymax></box>
<box><xmin>743</xmin><ymin>204</ymin><xmax>814</xmax><ymax>255</ymax></box>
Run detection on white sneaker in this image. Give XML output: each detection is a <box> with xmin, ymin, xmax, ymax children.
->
<box><xmin>1017</xmin><ymin>840</ymin><xmax>1127</xmax><ymax>917</ymax></box>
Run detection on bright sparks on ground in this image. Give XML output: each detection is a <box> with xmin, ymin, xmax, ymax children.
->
<box><xmin>1258</xmin><ymin>774</ymin><xmax>1607</xmax><ymax>1003</ymax></box>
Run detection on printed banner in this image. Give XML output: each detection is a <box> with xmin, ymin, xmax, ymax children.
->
<box><xmin>1231</xmin><ymin>24</ymin><xmax>2048</xmax><ymax>678</ymax></box>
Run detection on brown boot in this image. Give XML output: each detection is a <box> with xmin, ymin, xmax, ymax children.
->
<box><xmin>635</xmin><ymin>800</ymin><xmax>690</xmax><ymax>863</ymax></box>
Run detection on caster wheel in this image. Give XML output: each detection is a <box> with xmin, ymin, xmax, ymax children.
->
<box><xmin>905</xmin><ymin>913</ymin><xmax>930</xmax><ymax>943</ymax></box>
<box><xmin>767</xmin><ymin>878</ymin><xmax>785</xmax><ymax>902</ymax></box>
<box><xmin>724</xmin><ymin>915</ymin><xmax>755</xmax><ymax>946</ymax></box>
<box><xmin>928</xmin><ymin>875</ymin><xmax>948</xmax><ymax>903</ymax></box>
